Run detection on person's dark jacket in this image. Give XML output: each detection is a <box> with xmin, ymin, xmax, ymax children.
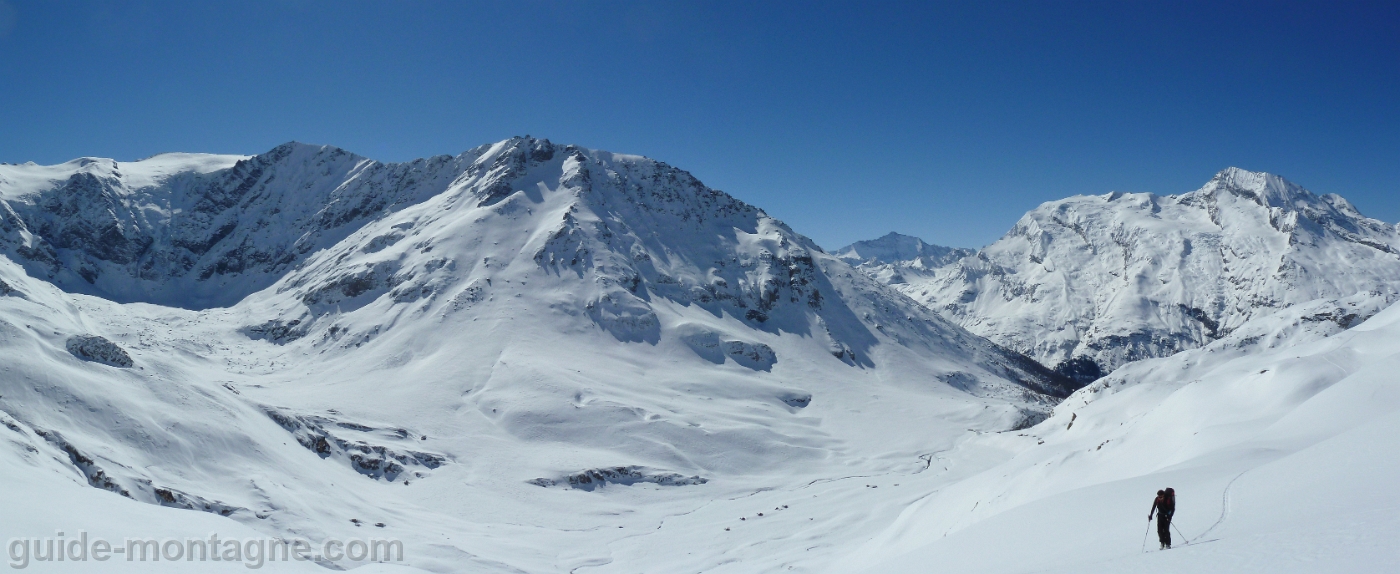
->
<box><xmin>1150</xmin><ymin>492</ymin><xmax>1175</xmax><ymax>520</ymax></box>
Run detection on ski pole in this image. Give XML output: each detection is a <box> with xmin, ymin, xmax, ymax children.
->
<box><xmin>1141</xmin><ymin>519</ymin><xmax>1151</xmax><ymax>553</ymax></box>
<box><xmin>1171</xmin><ymin>521</ymin><xmax>1188</xmax><ymax>545</ymax></box>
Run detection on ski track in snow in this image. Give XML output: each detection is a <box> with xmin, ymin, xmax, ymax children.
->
<box><xmin>1192</xmin><ymin>470</ymin><xmax>1246</xmax><ymax>544</ymax></box>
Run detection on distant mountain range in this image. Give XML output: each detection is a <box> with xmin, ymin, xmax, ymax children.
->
<box><xmin>840</xmin><ymin>167</ymin><xmax>1400</xmax><ymax>383</ymax></box>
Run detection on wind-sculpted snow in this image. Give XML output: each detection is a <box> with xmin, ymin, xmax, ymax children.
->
<box><xmin>888</xmin><ymin>167</ymin><xmax>1400</xmax><ymax>382</ymax></box>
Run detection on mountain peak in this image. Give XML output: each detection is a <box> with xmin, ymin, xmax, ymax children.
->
<box><xmin>882</xmin><ymin>168</ymin><xmax>1400</xmax><ymax>383</ymax></box>
<box><xmin>834</xmin><ymin>233</ymin><xmax>972</xmax><ymax>267</ymax></box>
<box><xmin>260</xmin><ymin>140</ymin><xmax>366</xmax><ymax>165</ymax></box>
<box><xmin>1199</xmin><ymin>166</ymin><xmax>1316</xmax><ymax>208</ymax></box>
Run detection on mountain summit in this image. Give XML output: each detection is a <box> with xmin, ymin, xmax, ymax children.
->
<box><xmin>887</xmin><ymin>167</ymin><xmax>1400</xmax><ymax>382</ymax></box>
<box><xmin>834</xmin><ymin>232</ymin><xmax>973</xmax><ymax>268</ymax></box>
<box><xmin>833</xmin><ymin>232</ymin><xmax>974</xmax><ymax>286</ymax></box>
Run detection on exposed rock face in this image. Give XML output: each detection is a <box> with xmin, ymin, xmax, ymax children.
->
<box><xmin>65</xmin><ymin>335</ymin><xmax>133</xmax><ymax>367</ymax></box>
<box><xmin>0</xmin><ymin>145</ymin><xmax>476</xmax><ymax>308</ymax></box>
<box><xmin>528</xmin><ymin>466</ymin><xmax>708</xmax><ymax>491</ymax></box>
<box><xmin>263</xmin><ymin>408</ymin><xmax>446</xmax><ymax>482</ymax></box>
<box><xmin>888</xmin><ymin>168</ymin><xmax>1400</xmax><ymax>382</ymax></box>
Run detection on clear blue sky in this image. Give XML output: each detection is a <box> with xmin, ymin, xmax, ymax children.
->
<box><xmin>2</xmin><ymin>1</ymin><xmax>1396</xmax><ymax>249</ymax></box>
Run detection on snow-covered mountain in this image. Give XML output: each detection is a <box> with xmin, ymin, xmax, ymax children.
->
<box><xmin>884</xmin><ymin>168</ymin><xmax>1400</xmax><ymax>382</ymax></box>
<box><xmin>0</xmin><ymin>138</ymin><xmax>1071</xmax><ymax>392</ymax></box>
<box><xmin>833</xmin><ymin>232</ymin><xmax>973</xmax><ymax>269</ymax></box>
<box><xmin>832</xmin><ymin>232</ymin><xmax>973</xmax><ymax>285</ymax></box>
<box><xmin>0</xmin><ymin>138</ymin><xmax>1077</xmax><ymax>572</ymax></box>
<box><xmin>5</xmin><ymin>143</ymin><xmax>1395</xmax><ymax>573</ymax></box>
<box><xmin>0</xmin><ymin>145</ymin><xmax>481</xmax><ymax>308</ymax></box>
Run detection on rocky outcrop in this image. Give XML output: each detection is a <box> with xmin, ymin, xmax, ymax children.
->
<box><xmin>65</xmin><ymin>335</ymin><xmax>133</xmax><ymax>367</ymax></box>
<box><xmin>264</xmin><ymin>408</ymin><xmax>446</xmax><ymax>482</ymax></box>
<box><xmin>528</xmin><ymin>466</ymin><xmax>708</xmax><ymax>491</ymax></box>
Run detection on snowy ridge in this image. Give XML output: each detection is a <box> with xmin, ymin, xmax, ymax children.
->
<box><xmin>889</xmin><ymin>167</ymin><xmax>1400</xmax><ymax>381</ymax></box>
<box><xmin>834</xmin><ymin>232</ymin><xmax>974</xmax><ymax>268</ymax></box>
<box><xmin>0</xmin><ymin>144</ymin><xmax>477</xmax><ymax>308</ymax></box>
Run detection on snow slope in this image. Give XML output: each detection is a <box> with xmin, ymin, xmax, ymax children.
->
<box><xmin>0</xmin><ymin>139</ymin><xmax>1075</xmax><ymax>572</ymax></box>
<box><xmin>836</xmin><ymin>294</ymin><xmax>1400</xmax><ymax>573</ymax></box>
<box><xmin>884</xmin><ymin>168</ymin><xmax>1400</xmax><ymax>382</ymax></box>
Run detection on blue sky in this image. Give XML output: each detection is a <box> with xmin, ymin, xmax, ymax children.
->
<box><xmin>1</xmin><ymin>1</ymin><xmax>1396</xmax><ymax>249</ymax></box>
